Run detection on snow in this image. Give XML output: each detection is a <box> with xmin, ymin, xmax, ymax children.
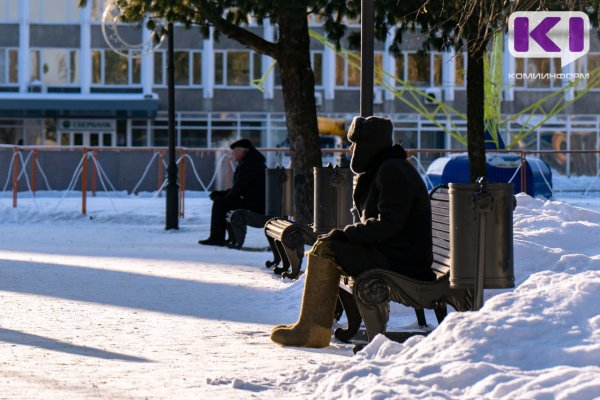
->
<box><xmin>1</xmin><ymin>194</ymin><xmax>600</xmax><ymax>399</ymax></box>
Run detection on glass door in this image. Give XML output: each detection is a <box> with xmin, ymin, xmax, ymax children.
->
<box><xmin>58</xmin><ymin>131</ymin><xmax>115</xmax><ymax>146</ymax></box>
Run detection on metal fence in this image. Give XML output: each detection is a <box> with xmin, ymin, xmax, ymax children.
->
<box><xmin>2</xmin><ymin>146</ymin><xmax>600</xmax><ymax>217</ymax></box>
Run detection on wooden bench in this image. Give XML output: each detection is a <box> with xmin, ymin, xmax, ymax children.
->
<box><xmin>334</xmin><ymin>185</ymin><xmax>473</xmax><ymax>345</ymax></box>
<box><xmin>263</xmin><ymin>218</ymin><xmax>317</xmax><ymax>279</ymax></box>
<box><xmin>225</xmin><ymin>209</ymin><xmax>272</xmax><ymax>249</ymax></box>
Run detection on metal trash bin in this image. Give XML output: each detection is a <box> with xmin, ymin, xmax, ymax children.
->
<box><xmin>265</xmin><ymin>168</ymin><xmax>294</xmax><ymax>217</ymax></box>
<box><xmin>314</xmin><ymin>166</ymin><xmax>353</xmax><ymax>234</ymax></box>
<box><xmin>449</xmin><ymin>182</ymin><xmax>515</xmax><ymax>289</ymax></box>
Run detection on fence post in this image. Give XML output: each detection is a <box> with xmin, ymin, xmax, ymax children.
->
<box><xmin>82</xmin><ymin>148</ymin><xmax>88</xmax><ymax>216</ymax></box>
<box><xmin>91</xmin><ymin>149</ymin><xmax>98</xmax><ymax>197</ymax></box>
<box><xmin>179</xmin><ymin>149</ymin><xmax>186</xmax><ymax>218</ymax></box>
<box><xmin>31</xmin><ymin>150</ymin><xmax>37</xmax><ymax>195</ymax></box>
<box><xmin>157</xmin><ymin>150</ymin><xmax>165</xmax><ymax>196</ymax></box>
<box><xmin>520</xmin><ymin>151</ymin><xmax>527</xmax><ymax>193</ymax></box>
<box><xmin>12</xmin><ymin>147</ymin><xmax>19</xmax><ymax>208</ymax></box>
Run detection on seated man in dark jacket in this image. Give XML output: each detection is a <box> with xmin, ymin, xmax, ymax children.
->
<box><xmin>271</xmin><ymin>116</ymin><xmax>433</xmax><ymax>348</ymax></box>
<box><xmin>199</xmin><ymin>139</ymin><xmax>266</xmax><ymax>246</ymax></box>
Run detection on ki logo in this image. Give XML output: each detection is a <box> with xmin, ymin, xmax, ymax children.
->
<box><xmin>509</xmin><ymin>12</ymin><xmax>590</xmax><ymax>68</ymax></box>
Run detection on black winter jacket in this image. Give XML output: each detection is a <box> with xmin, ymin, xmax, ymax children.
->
<box><xmin>343</xmin><ymin>145</ymin><xmax>433</xmax><ymax>278</ymax></box>
<box><xmin>224</xmin><ymin>147</ymin><xmax>266</xmax><ymax>213</ymax></box>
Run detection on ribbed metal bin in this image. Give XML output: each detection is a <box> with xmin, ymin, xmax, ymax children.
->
<box><xmin>449</xmin><ymin>182</ymin><xmax>515</xmax><ymax>289</ymax></box>
<box><xmin>313</xmin><ymin>166</ymin><xmax>353</xmax><ymax>234</ymax></box>
<box><xmin>265</xmin><ymin>168</ymin><xmax>294</xmax><ymax>217</ymax></box>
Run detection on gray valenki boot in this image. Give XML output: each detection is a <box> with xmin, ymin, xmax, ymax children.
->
<box><xmin>270</xmin><ymin>253</ymin><xmax>341</xmax><ymax>348</ymax></box>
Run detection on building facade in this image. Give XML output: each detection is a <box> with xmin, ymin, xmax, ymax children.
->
<box><xmin>1</xmin><ymin>0</ymin><xmax>600</xmax><ymax>163</ymax></box>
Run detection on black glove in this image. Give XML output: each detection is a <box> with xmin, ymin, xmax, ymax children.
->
<box><xmin>318</xmin><ymin>229</ymin><xmax>348</xmax><ymax>242</ymax></box>
<box><xmin>209</xmin><ymin>190</ymin><xmax>225</xmax><ymax>200</ymax></box>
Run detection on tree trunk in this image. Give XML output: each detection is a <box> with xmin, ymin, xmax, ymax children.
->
<box><xmin>276</xmin><ymin>11</ymin><xmax>322</xmax><ymax>224</ymax></box>
<box><xmin>466</xmin><ymin>45</ymin><xmax>487</xmax><ymax>182</ymax></box>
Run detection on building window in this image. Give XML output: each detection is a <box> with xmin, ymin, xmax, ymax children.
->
<box><xmin>407</xmin><ymin>53</ymin><xmax>430</xmax><ymax>86</ymax></box>
<box><xmin>336</xmin><ymin>51</ymin><xmax>383</xmax><ymax>88</ymax></box>
<box><xmin>214</xmin><ymin>50</ymin><xmax>262</xmax><ymax>87</ymax></box>
<box><xmin>153</xmin><ymin>50</ymin><xmax>202</xmax><ymax>87</ymax></box>
<box><xmin>311</xmin><ymin>51</ymin><xmax>324</xmax><ymax>87</ymax></box>
<box><xmin>0</xmin><ymin>48</ymin><xmax>18</xmax><ymax>85</ymax></box>
<box><xmin>403</xmin><ymin>52</ymin><xmax>443</xmax><ymax>87</ymax></box>
<box><xmin>0</xmin><ymin>119</ymin><xmax>23</xmax><ymax>145</ymax></box>
<box><xmin>228</xmin><ymin>52</ymin><xmax>250</xmax><ymax>86</ymax></box>
<box><xmin>30</xmin><ymin>48</ymin><xmax>80</xmax><ymax>86</ymax></box>
<box><xmin>455</xmin><ymin>53</ymin><xmax>466</xmax><ymax>87</ymax></box>
<box><xmin>374</xmin><ymin>53</ymin><xmax>383</xmax><ymax>85</ymax></box>
<box><xmin>227</xmin><ymin>52</ymin><xmax>249</xmax><ymax>85</ymax></box>
<box><xmin>30</xmin><ymin>0</ymin><xmax>80</xmax><ymax>23</ymax></box>
<box><xmin>394</xmin><ymin>52</ymin><xmax>445</xmax><ymax>87</ymax></box>
<box><xmin>174</xmin><ymin>51</ymin><xmax>190</xmax><ymax>85</ymax></box>
<box><xmin>30</xmin><ymin>51</ymin><xmax>39</xmax><ymax>81</ymax></box>
<box><xmin>575</xmin><ymin>53</ymin><xmax>600</xmax><ymax>89</ymax></box>
<box><xmin>192</xmin><ymin>52</ymin><xmax>202</xmax><ymax>85</ymax></box>
<box><xmin>336</xmin><ymin>52</ymin><xmax>359</xmax><ymax>87</ymax></box>
<box><xmin>0</xmin><ymin>0</ymin><xmax>18</xmax><ymax>22</ymax></box>
<box><xmin>92</xmin><ymin>49</ymin><xmax>140</xmax><ymax>86</ymax></box>
<box><xmin>395</xmin><ymin>53</ymin><xmax>405</xmax><ymax>84</ymax></box>
<box><xmin>154</xmin><ymin>52</ymin><xmax>164</xmax><ymax>85</ymax></box>
<box><xmin>514</xmin><ymin>58</ymin><xmax>561</xmax><ymax>88</ymax></box>
<box><xmin>180</xmin><ymin>119</ymin><xmax>208</xmax><ymax>147</ymax></box>
<box><xmin>585</xmin><ymin>54</ymin><xmax>600</xmax><ymax>89</ymax></box>
<box><xmin>131</xmin><ymin>120</ymin><xmax>149</xmax><ymax>147</ymax></box>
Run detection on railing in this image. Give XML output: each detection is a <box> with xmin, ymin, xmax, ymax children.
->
<box><xmin>2</xmin><ymin>146</ymin><xmax>600</xmax><ymax>217</ymax></box>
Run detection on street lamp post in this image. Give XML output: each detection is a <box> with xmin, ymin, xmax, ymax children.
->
<box><xmin>165</xmin><ymin>21</ymin><xmax>179</xmax><ymax>230</ymax></box>
<box><xmin>360</xmin><ymin>0</ymin><xmax>375</xmax><ymax>118</ymax></box>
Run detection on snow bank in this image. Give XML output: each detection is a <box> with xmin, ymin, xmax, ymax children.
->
<box><xmin>274</xmin><ymin>194</ymin><xmax>600</xmax><ymax>399</ymax></box>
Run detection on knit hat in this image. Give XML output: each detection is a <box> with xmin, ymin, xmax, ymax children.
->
<box><xmin>347</xmin><ymin>116</ymin><xmax>393</xmax><ymax>173</ymax></box>
<box><xmin>229</xmin><ymin>138</ymin><xmax>253</xmax><ymax>150</ymax></box>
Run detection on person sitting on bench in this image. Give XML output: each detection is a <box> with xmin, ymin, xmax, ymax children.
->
<box><xmin>270</xmin><ymin>116</ymin><xmax>434</xmax><ymax>348</ymax></box>
<box><xmin>199</xmin><ymin>139</ymin><xmax>266</xmax><ymax>246</ymax></box>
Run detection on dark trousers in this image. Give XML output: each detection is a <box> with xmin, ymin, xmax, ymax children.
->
<box><xmin>310</xmin><ymin>240</ymin><xmax>390</xmax><ymax>276</ymax></box>
<box><xmin>209</xmin><ymin>196</ymin><xmax>248</xmax><ymax>241</ymax></box>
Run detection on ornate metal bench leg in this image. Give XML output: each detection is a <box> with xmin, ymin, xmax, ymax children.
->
<box><xmin>229</xmin><ymin>222</ymin><xmax>246</xmax><ymax>249</ymax></box>
<box><xmin>265</xmin><ymin>236</ymin><xmax>281</xmax><ymax>268</ymax></box>
<box><xmin>355</xmin><ymin>298</ymin><xmax>389</xmax><ymax>342</ymax></box>
<box><xmin>334</xmin><ymin>289</ymin><xmax>362</xmax><ymax>343</ymax></box>
<box><xmin>354</xmin><ymin>278</ymin><xmax>391</xmax><ymax>341</ymax></box>
<box><xmin>415</xmin><ymin>308</ymin><xmax>427</xmax><ymax>327</ymax></box>
<box><xmin>434</xmin><ymin>304</ymin><xmax>448</xmax><ymax>324</ymax></box>
<box><xmin>272</xmin><ymin>241</ymin><xmax>290</xmax><ymax>275</ymax></box>
<box><xmin>282</xmin><ymin>246</ymin><xmax>304</xmax><ymax>279</ymax></box>
<box><xmin>226</xmin><ymin>223</ymin><xmax>235</xmax><ymax>246</ymax></box>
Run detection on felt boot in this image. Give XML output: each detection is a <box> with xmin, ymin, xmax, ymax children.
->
<box><xmin>270</xmin><ymin>254</ymin><xmax>341</xmax><ymax>348</ymax></box>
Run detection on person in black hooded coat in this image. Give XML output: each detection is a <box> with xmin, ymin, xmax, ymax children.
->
<box><xmin>199</xmin><ymin>139</ymin><xmax>266</xmax><ymax>246</ymax></box>
<box><xmin>270</xmin><ymin>116</ymin><xmax>433</xmax><ymax>349</ymax></box>
<box><xmin>318</xmin><ymin>116</ymin><xmax>434</xmax><ymax>280</ymax></box>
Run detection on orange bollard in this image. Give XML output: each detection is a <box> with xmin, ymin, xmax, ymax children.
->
<box><xmin>82</xmin><ymin>148</ymin><xmax>88</xmax><ymax>216</ymax></box>
<box><xmin>12</xmin><ymin>147</ymin><xmax>19</xmax><ymax>208</ymax></box>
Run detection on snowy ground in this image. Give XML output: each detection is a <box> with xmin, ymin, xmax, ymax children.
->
<box><xmin>1</xmin><ymin>194</ymin><xmax>600</xmax><ymax>399</ymax></box>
